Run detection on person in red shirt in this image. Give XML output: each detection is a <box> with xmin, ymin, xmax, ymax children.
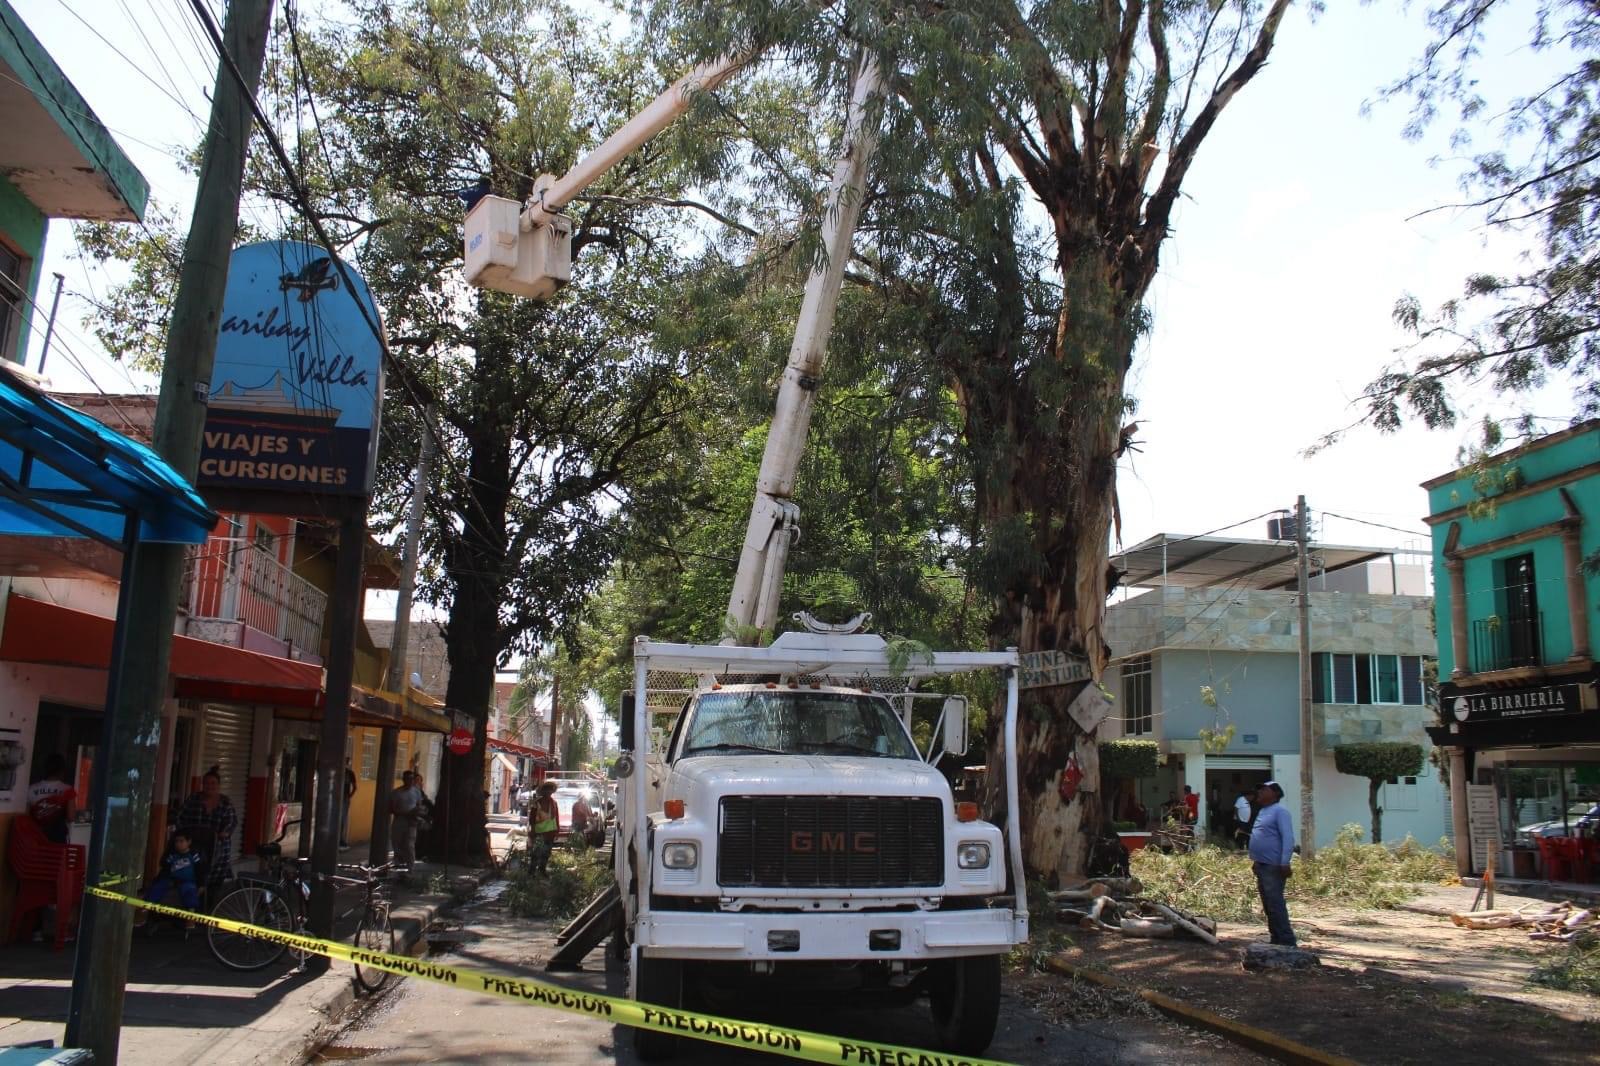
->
<box><xmin>1182</xmin><ymin>785</ymin><xmax>1199</xmax><ymax>825</ymax></box>
<box><xmin>27</xmin><ymin>754</ymin><xmax>76</xmax><ymax>844</ymax></box>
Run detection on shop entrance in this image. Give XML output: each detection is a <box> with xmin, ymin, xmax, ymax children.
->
<box><xmin>1205</xmin><ymin>758</ymin><xmax>1272</xmax><ymax>844</ymax></box>
<box><xmin>31</xmin><ymin>701</ymin><xmax>101</xmax><ymax>828</ymax></box>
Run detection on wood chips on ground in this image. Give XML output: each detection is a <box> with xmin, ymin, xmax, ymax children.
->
<box><xmin>1052</xmin><ymin>885</ymin><xmax>1600</xmax><ymax>1066</ymax></box>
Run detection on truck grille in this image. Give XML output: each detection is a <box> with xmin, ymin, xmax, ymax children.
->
<box><xmin>717</xmin><ymin>796</ymin><xmax>944</xmax><ymax>888</ymax></box>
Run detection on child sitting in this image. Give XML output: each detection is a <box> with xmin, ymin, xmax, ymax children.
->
<box><xmin>144</xmin><ymin>830</ymin><xmax>204</xmax><ymax>918</ymax></box>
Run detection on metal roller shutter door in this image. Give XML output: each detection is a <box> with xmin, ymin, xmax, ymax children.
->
<box><xmin>200</xmin><ymin>704</ymin><xmax>254</xmax><ymax>869</ymax></box>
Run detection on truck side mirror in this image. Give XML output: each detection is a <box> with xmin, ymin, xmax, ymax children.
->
<box><xmin>620</xmin><ymin>692</ymin><xmax>635</xmax><ymax>751</ymax></box>
<box><xmin>941</xmin><ymin>696</ymin><xmax>968</xmax><ymax>757</ymax></box>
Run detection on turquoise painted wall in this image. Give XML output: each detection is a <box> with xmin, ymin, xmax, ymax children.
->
<box><xmin>1427</xmin><ymin>426</ymin><xmax>1600</xmax><ymax>677</ymax></box>
<box><xmin>0</xmin><ymin>173</ymin><xmax>45</xmax><ymax>364</ymax></box>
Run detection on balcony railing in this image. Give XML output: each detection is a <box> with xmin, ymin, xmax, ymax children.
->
<box><xmin>183</xmin><ymin>537</ymin><xmax>327</xmax><ymax>656</ymax></box>
<box><xmin>1471</xmin><ymin>612</ymin><xmax>1544</xmax><ymax>673</ymax></box>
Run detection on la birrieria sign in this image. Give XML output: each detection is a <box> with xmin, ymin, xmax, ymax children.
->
<box><xmin>198</xmin><ymin>241</ymin><xmax>384</xmax><ymax>505</ymax></box>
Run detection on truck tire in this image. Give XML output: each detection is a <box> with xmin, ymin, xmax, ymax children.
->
<box><xmin>632</xmin><ymin>954</ymin><xmax>683</xmax><ymax>1061</ymax></box>
<box><xmin>928</xmin><ymin>954</ymin><xmax>1002</xmax><ymax>1055</ymax></box>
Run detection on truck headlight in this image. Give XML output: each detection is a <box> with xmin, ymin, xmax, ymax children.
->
<box><xmin>956</xmin><ymin>841</ymin><xmax>991</xmax><ymax>869</ymax></box>
<box><xmin>662</xmin><ymin>842</ymin><xmax>699</xmax><ymax>869</ymax></box>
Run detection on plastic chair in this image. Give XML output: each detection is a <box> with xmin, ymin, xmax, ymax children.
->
<box><xmin>1537</xmin><ymin>835</ymin><xmax>1575</xmax><ymax>882</ymax></box>
<box><xmin>1560</xmin><ymin>836</ymin><xmax>1592</xmax><ymax>884</ymax></box>
<box><xmin>6</xmin><ymin>817</ymin><xmax>87</xmax><ymax>949</ymax></box>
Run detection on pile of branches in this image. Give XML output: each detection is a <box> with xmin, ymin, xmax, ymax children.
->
<box><xmin>1049</xmin><ymin>877</ymin><xmax>1219</xmax><ymax>944</ymax></box>
<box><xmin>1451</xmin><ymin>900</ymin><xmax>1596</xmax><ymax>942</ymax></box>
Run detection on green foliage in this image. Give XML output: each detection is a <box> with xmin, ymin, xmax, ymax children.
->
<box><xmin>1198</xmin><ymin>723</ymin><xmax>1236</xmax><ymax>754</ymax></box>
<box><xmin>1352</xmin><ymin>1</ymin><xmax>1600</xmax><ymax>436</ymax></box>
<box><xmin>1336</xmin><ymin>742</ymin><xmax>1425</xmax><ymax>843</ymax></box>
<box><xmin>1531</xmin><ymin>934</ymin><xmax>1600</xmax><ymax>996</ymax></box>
<box><xmin>1131</xmin><ymin>826</ymin><xmax>1457</xmax><ymax>921</ymax></box>
<box><xmin>1334</xmin><ymin>743</ymin><xmax>1425</xmax><ymax>782</ymax></box>
<box><xmin>1098</xmin><ymin>739</ymin><xmax>1159</xmax><ymax>781</ymax></box>
<box><xmin>503</xmin><ymin>848</ymin><xmax>612</xmax><ymax>921</ymax></box>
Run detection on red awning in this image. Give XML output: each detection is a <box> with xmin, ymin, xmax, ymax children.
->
<box><xmin>487</xmin><ymin>736</ymin><xmax>550</xmax><ymax>761</ymax></box>
<box><xmin>0</xmin><ymin>594</ymin><xmax>323</xmax><ymax>707</ymax></box>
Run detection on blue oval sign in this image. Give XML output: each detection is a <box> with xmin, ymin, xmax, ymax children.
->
<box><xmin>198</xmin><ymin>241</ymin><xmax>384</xmax><ymax>503</ymax></box>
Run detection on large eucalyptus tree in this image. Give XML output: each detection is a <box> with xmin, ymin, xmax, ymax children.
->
<box><xmin>644</xmin><ymin>0</ymin><xmax>1301</xmax><ymax>877</ymax></box>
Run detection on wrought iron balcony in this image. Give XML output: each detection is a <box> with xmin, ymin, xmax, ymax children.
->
<box><xmin>182</xmin><ymin>537</ymin><xmax>326</xmax><ymax>658</ymax></box>
<box><xmin>1470</xmin><ymin>612</ymin><xmax>1544</xmax><ymax>673</ymax></box>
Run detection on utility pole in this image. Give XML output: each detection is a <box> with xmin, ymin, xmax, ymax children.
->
<box><xmin>549</xmin><ymin>673</ymin><xmax>561</xmax><ymax>766</ymax></box>
<box><xmin>65</xmin><ymin>2</ymin><xmax>274</xmax><ymax>1058</ymax></box>
<box><xmin>371</xmin><ymin>406</ymin><xmax>435</xmax><ymax>865</ymax></box>
<box><xmin>35</xmin><ymin>272</ymin><xmax>64</xmax><ymax>375</ymax></box>
<box><xmin>1296</xmin><ymin>494</ymin><xmax>1316</xmax><ymax>859</ymax></box>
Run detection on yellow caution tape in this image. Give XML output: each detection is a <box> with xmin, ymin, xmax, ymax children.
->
<box><xmin>87</xmin><ymin>884</ymin><xmax>1017</xmax><ymax>1066</ymax></box>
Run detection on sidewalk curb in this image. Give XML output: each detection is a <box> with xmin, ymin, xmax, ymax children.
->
<box><xmin>249</xmin><ymin>867</ymin><xmax>496</xmax><ymax>1066</ymax></box>
<box><xmin>1044</xmin><ymin>956</ymin><xmax>1360</xmax><ymax>1066</ymax></box>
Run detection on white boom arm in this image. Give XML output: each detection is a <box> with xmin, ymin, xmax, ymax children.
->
<box><xmin>465</xmin><ymin>48</ymin><xmax>885</xmax><ymax>642</ymax></box>
<box><xmin>725</xmin><ymin>56</ymin><xmax>883</xmax><ymax>638</ymax></box>
<box><xmin>464</xmin><ymin>52</ymin><xmax>752</xmax><ymax>299</ymax></box>
<box><xmin>527</xmin><ymin>53</ymin><xmax>753</xmax><ymax>225</ymax></box>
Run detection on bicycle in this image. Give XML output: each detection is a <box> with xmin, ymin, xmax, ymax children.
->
<box><xmin>206</xmin><ymin>822</ymin><xmax>396</xmax><ymax>993</ymax></box>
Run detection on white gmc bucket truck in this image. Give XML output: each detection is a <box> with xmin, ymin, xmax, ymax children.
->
<box><xmin>611</xmin><ymin>627</ymin><xmax>1028</xmax><ymax>1059</ymax></box>
<box><xmin>462</xmin><ymin>31</ymin><xmax>1028</xmax><ymax>1060</ymax></box>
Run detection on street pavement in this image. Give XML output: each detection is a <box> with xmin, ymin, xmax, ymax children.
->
<box><xmin>311</xmin><ymin>878</ymin><xmax>1252</xmax><ymax>1065</ymax></box>
<box><xmin>0</xmin><ymin>841</ymin><xmax>491</xmax><ymax>1066</ymax></box>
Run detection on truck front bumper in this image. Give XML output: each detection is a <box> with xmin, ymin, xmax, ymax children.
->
<box><xmin>636</xmin><ymin>907</ymin><xmax>1026</xmax><ymax>961</ymax></box>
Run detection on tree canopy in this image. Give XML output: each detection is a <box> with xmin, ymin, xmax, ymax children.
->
<box><xmin>1356</xmin><ymin>0</ymin><xmax>1600</xmax><ymax>440</ymax></box>
<box><xmin>1334</xmin><ymin>741</ymin><xmax>1423</xmax><ymax>844</ymax></box>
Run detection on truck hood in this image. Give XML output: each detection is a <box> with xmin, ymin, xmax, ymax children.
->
<box><xmin>668</xmin><ymin>755</ymin><xmax>947</xmax><ymax>803</ymax></box>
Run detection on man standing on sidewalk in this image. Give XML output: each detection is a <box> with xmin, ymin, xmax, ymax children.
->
<box><xmin>390</xmin><ymin>770</ymin><xmax>423</xmax><ymax>872</ymax></box>
<box><xmin>1248</xmin><ymin>780</ymin><xmax>1297</xmax><ymax>946</ymax></box>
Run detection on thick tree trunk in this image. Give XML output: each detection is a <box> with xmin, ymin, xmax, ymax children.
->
<box><xmin>972</xmin><ymin>235</ymin><xmax>1137</xmax><ymax>884</ymax></box>
<box><xmin>433</xmin><ymin>335</ymin><xmax>516</xmax><ymax>865</ymax></box>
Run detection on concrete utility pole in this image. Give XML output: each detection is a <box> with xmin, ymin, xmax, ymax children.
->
<box><xmin>549</xmin><ymin>673</ymin><xmax>561</xmax><ymax>765</ymax></box>
<box><xmin>64</xmin><ymin>1</ymin><xmax>274</xmax><ymax>1058</ymax></box>
<box><xmin>307</xmin><ymin>503</ymin><xmax>366</xmax><ymax>966</ymax></box>
<box><xmin>372</xmin><ymin>406</ymin><xmax>435</xmax><ymax>865</ymax></box>
<box><xmin>1296</xmin><ymin>495</ymin><xmax>1317</xmax><ymax>859</ymax></box>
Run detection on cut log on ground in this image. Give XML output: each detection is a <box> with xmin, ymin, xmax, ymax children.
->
<box><xmin>1148</xmin><ymin>902</ymin><xmax>1221</xmax><ymax>945</ymax></box>
<box><xmin>1118</xmin><ymin>917</ymin><xmax>1174</xmax><ymax>938</ymax></box>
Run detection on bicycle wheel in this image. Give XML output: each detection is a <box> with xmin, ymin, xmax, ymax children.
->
<box><xmin>208</xmin><ymin>885</ymin><xmax>294</xmax><ymax>971</ymax></box>
<box><xmin>353</xmin><ymin>904</ymin><xmax>395</xmax><ymax>993</ymax></box>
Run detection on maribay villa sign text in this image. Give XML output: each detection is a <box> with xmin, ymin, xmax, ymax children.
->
<box><xmin>198</xmin><ymin>241</ymin><xmax>385</xmax><ymax>507</ymax></box>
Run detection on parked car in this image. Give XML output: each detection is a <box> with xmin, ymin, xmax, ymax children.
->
<box><xmin>1519</xmin><ymin>800</ymin><xmax>1600</xmax><ymax>840</ymax></box>
<box><xmin>552</xmin><ymin>786</ymin><xmax>607</xmax><ymax>847</ymax></box>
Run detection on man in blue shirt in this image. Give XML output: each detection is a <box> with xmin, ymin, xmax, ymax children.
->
<box><xmin>1247</xmin><ymin>780</ymin><xmax>1297</xmax><ymax>946</ymax></box>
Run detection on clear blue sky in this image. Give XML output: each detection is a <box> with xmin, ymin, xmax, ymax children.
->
<box><xmin>10</xmin><ymin>0</ymin><xmax>1565</xmax><ymax>559</ymax></box>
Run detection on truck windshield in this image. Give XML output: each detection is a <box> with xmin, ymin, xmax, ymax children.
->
<box><xmin>679</xmin><ymin>691</ymin><xmax>919</xmax><ymax>760</ymax></box>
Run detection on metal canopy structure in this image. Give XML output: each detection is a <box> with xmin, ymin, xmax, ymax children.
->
<box><xmin>1111</xmin><ymin>533</ymin><xmax>1394</xmax><ymax>591</ymax></box>
<box><xmin>0</xmin><ymin>369</ymin><xmax>213</xmax><ymax>548</ymax></box>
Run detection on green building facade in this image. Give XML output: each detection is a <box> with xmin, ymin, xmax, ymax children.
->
<box><xmin>0</xmin><ymin>0</ymin><xmax>148</xmax><ymax>365</ymax></box>
<box><xmin>1424</xmin><ymin>421</ymin><xmax>1600</xmax><ymax>881</ymax></box>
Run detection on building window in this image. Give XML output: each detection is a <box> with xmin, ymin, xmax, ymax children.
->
<box><xmin>360</xmin><ymin>732</ymin><xmax>377</xmax><ymax>779</ymax></box>
<box><xmin>253</xmin><ymin>523</ymin><xmax>277</xmax><ymax>557</ymax></box>
<box><xmin>1123</xmin><ymin>655</ymin><xmax>1152</xmax><ymax>736</ymax></box>
<box><xmin>1315</xmin><ymin>653</ymin><xmax>1428</xmax><ymax>705</ymax></box>
<box><xmin>0</xmin><ymin>243</ymin><xmax>25</xmax><ymax>363</ymax></box>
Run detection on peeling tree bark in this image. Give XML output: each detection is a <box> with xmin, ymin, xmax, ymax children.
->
<box><xmin>958</xmin><ymin>0</ymin><xmax>1293</xmax><ymax>883</ymax></box>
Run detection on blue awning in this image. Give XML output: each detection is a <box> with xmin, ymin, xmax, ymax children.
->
<box><xmin>0</xmin><ymin>368</ymin><xmax>214</xmax><ymax>546</ymax></box>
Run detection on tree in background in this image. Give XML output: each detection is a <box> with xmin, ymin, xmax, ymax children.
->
<box><xmin>266</xmin><ymin>0</ymin><xmax>710</xmax><ymax>860</ymax></box>
<box><xmin>1354</xmin><ymin>1</ymin><xmax>1600</xmax><ymax>440</ymax></box>
<box><xmin>647</xmin><ymin>0</ymin><xmax>1298</xmax><ymax>878</ymax></box>
<box><xmin>1334</xmin><ymin>741</ymin><xmax>1423</xmax><ymax>844</ymax></box>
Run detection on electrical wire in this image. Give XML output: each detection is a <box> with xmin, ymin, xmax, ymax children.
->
<box><xmin>1319</xmin><ymin>511</ymin><xmax>1432</xmax><ymax>541</ymax></box>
